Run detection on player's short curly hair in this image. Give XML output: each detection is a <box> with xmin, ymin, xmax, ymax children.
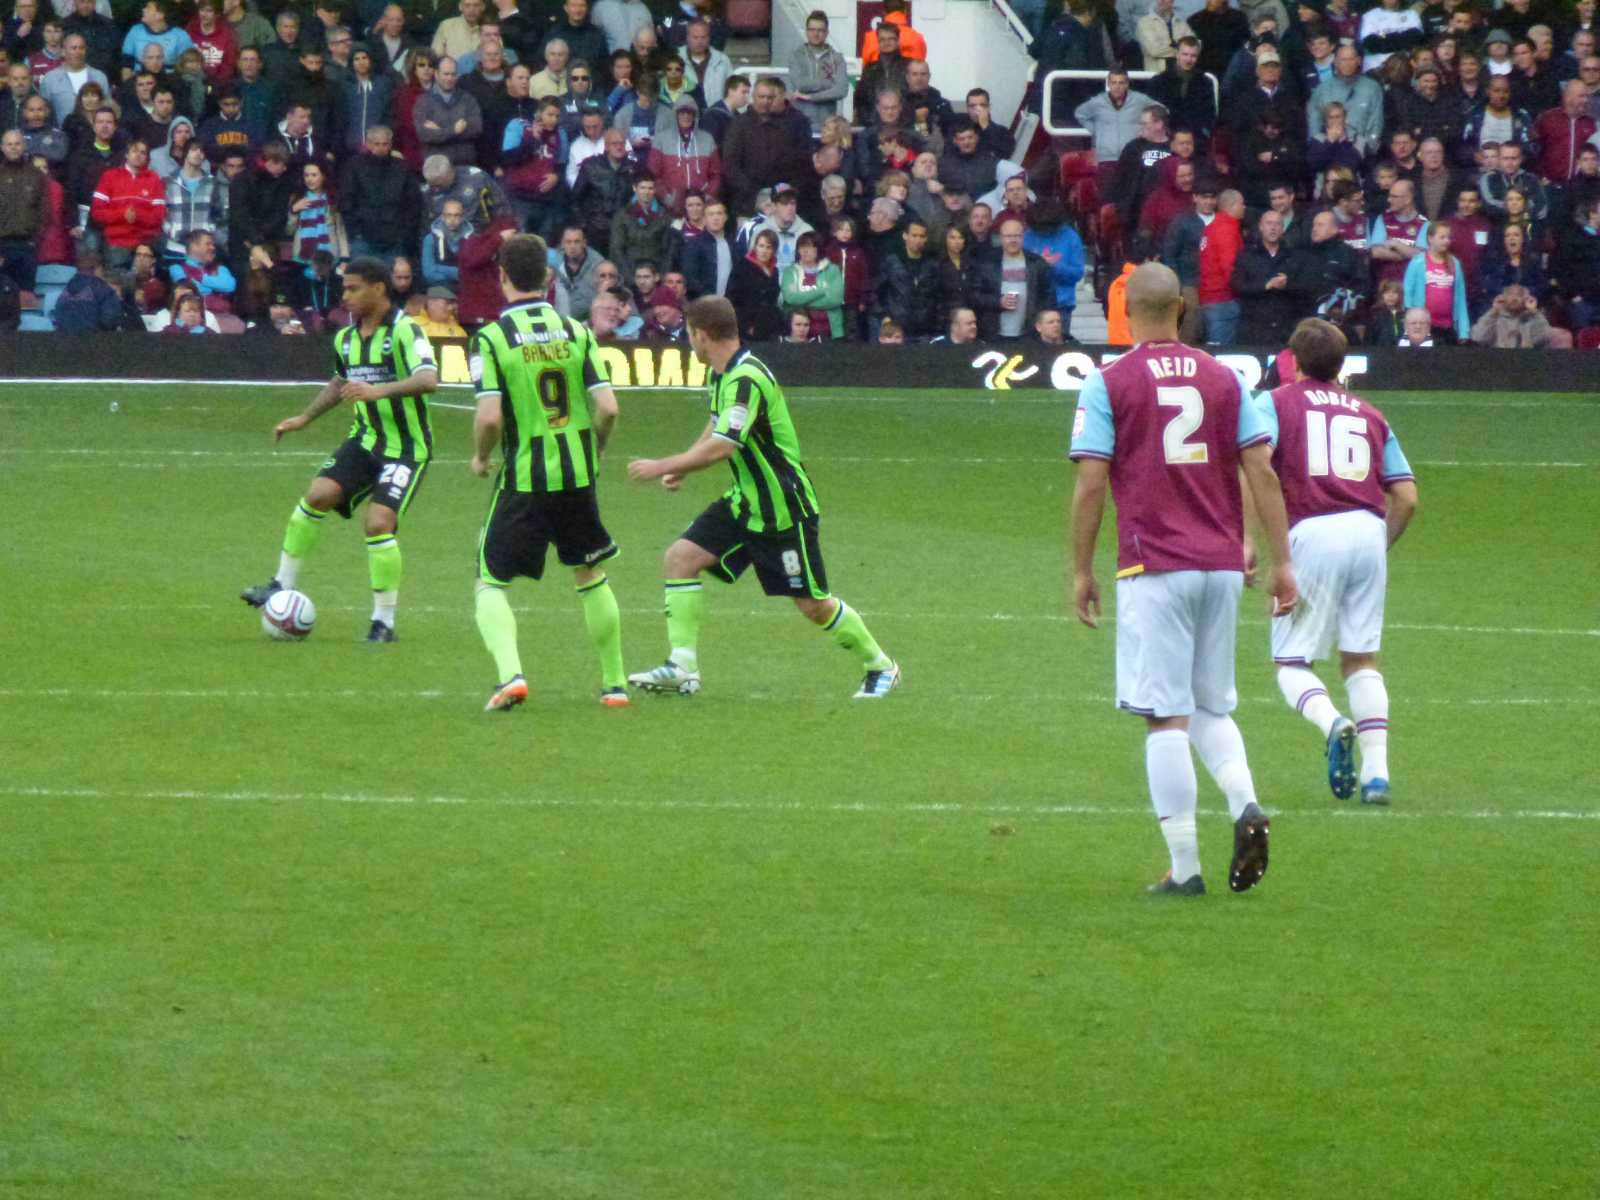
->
<box><xmin>1289</xmin><ymin>318</ymin><xmax>1348</xmax><ymax>383</ymax></box>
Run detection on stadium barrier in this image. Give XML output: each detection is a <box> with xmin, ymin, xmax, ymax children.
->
<box><xmin>0</xmin><ymin>337</ymin><xmax>1595</xmax><ymax>393</ymax></box>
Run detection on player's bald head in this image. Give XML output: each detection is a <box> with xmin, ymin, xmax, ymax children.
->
<box><xmin>1124</xmin><ymin>262</ymin><xmax>1182</xmax><ymax>323</ymax></box>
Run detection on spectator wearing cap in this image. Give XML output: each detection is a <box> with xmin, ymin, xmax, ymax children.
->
<box><xmin>738</xmin><ymin>181</ymin><xmax>814</xmax><ymax>268</ymax></box>
<box><xmin>1221</xmin><ymin>11</ymin><xmax>1283</xmax><ymax>102</ymax></box>
<box><xmin>1135</xmin><ymin>0</ymin><xmax>1193</xmax><ymax>73</ymax></box>
<box><xmin>1394</xmin><ymin>64</ymin><xmax>1464</xmax><ymax>147</ymax></box>
<box><xmin>340</xmin><ymin>126</ymin><xmax>421</xmax><ymax>262</ymax></box>
<box><xmin>1230</xmin><ymin>44</ymin><xmax>1301</xmax><ymax>137</ymax></box>
<box><xmin>787</xmin><ymin>10</ymin><xmax>846</xmax><ymax>133</ymax></box>
<box><xmin>1481</xmin><ymin>28</ymin><xmax>1515</xmax><ymax>77</ymax></box>
<box><xmin>1307</xmin><ymin>42</ymin><xmax>1382</xmax><ymax>150</ymax></box>
<box><xmin>608</xmin><ymin>167</ymin><xmax>672</xmax><ymax>276</ymax></box>
<box><xmin>1357</xmin><ymin>0</ymin><xmax>1422</xmax><ymax>73</ymax></box>
<box><xmin>417</xmin><ymin>283</ymin><xmax>468</xmax><ymax>336</ymax></box>
<box><xmin>1072</xmin><ymin>69</ymin><xmax>1152</xmax><ymax>195</ymax></box>
<box><xmin>648</xmin><ymin>94</ymin><xmax>720</xmax><ymax>215</ymax></box>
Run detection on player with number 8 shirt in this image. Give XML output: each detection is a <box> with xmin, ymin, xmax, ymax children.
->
<box><xmin>1069</xmin><ymin>263</ymin><xmax>1298</xmax><ymax>898</ymax></box>
<box><xmin>1261</xmin><ymin>318</ymin><xmax>1419</xmax><ymax>807</ymax></box>
<box><xmin>240</xmin><ymin>257</ymin><xmax>439</xmax><ymax>641</ymax></box>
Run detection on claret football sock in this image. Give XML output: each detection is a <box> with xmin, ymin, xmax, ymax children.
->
<box><xmin>1277</xmin><ymin>665</ymin><xmax>1341</xmax><ymax>737</ymax></box>
<box><xmin>278</xmin><ymin>500</ymin><xmax>328</xmax><ymax>588</ymax></box>
<box><xmin>664</xmin><ymin>579</ymin><xmax>702</xmax><ymax>674</ymax></box>
<box><xmin>1188</xmin><ymin>709</ymin><xmax>1260</xmax><ymax>822</ymax></box>
<box><xmin>577</xmin><ymin>575</ymin><xmax>626</xmax><ymax>690</ymax></box>
<box><xmin>1345</xmin><ymin>669</ymin><xmax>1390</xmax><ymax>783</ymax></box>
<box><xmin>475</xmin><ymin>583</ymin><xmax>522</xmax><ymax>681</ymax></box>
<box><xmin>365</xmin><ymin>534</ymin><xmax>401</xmax><ymax>626</ymax></box>
<box><xmin>1147</xmin><ymin>728</ymin><xmax>1201</xmax><ymax>882</ymax></box>
<box><xmin>822</xmin><ymin>599</ymin><xmax>893</xmax><ymax>671</ymax></box>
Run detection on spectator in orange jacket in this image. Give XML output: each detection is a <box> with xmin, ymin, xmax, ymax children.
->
<box><xmin>861</xmin><ymin>0</ymin><xmax>926</xmax><ymax>65</ymax></box>
<box><xmin>90</xmin><ymin>138</ymin><xmax>166</xmax><ymax>269</ymax></box>
<box><xmin>1104</xmin><ymin>258</ymin><xmax>1135</xmax><ymax>344</ymax></box>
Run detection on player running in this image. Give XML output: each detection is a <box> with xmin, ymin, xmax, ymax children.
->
<box><xmin>241</xmin><ymin>257</ymin><xmax>438</xmax><ymax>641</ymax></box>
<box><xmin>1262</xmin><ymin>319</ymin><xmax>1419</xmax><ymax>806</ymax></box>
<box><xmin>1069</xmin><ymin>263</ymin><xmax>1298</xmax><ymax>897</ymax></box>
<box><xmin>624</xmin><ymin>296</ymin><xmax>900</xmax><ymax>699</ymax></box>
<box><xmin>471</xmin><ymin>234</ymin><xmax>627</xmax><ymax>712</ymax></box>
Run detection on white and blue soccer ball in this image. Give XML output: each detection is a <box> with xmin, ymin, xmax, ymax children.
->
<box><xmin>261</xmin><ymin>589</ymin><xmax>316</xmax><ymax>640</ymax></box>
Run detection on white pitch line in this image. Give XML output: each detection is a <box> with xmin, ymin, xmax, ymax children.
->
<box><xmin>2</xmin><ymin>783</ymin><xmax>1595</xmax><ymax>822</ymax></box>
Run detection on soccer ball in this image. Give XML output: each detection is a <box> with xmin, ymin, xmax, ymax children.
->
<box><xmin>261</xmin><ymin>589</ymin><xmax>316</xmax><ymax>640</ymax></box>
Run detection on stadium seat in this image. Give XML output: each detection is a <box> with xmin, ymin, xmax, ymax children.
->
<box><xmin>1576</xmin><ymin>327</ymin><xmax>1600</xmax><ymax>350</ymax></box>
<box><xmin>724</xmin><ymin>0</ymin><xmax>768</xmax><ymax>34</ymax></box>
<box><xmin>35</xmin><ymin>264</ymin><xmax>75</xmax><ymax>287</ymax></box>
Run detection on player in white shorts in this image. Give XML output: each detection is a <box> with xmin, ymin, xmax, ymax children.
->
<box><xmin>1070</xmin><ymin>263</ymin><xmax>1299</xmax><ymax>897</ymax></box>
<box><xmin>1261</xmin><ymin>319</ymin><xmax>1419</xmax><ymax>805</ymax></box>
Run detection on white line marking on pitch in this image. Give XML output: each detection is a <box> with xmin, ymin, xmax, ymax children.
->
<box><xmin>2</xmin><ymin>784</ymin><xmax>1595</xmax><ymax>822</ymax></box>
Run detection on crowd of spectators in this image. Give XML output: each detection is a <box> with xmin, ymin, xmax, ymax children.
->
<box><xmin>0</xmin><ymin>0</ymin><xmax>1596</xmax><ymax>348</ymax></box>
<box><xmin>1039</xmin><ymin>0</ymin><xmax>1600</xmax><ymax>347</ymax></box>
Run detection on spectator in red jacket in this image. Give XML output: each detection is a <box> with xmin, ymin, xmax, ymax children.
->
<box><xmin>648</xmin><ymin>95</ymin><xmax>722</xmax><ymax>215</ymax></box>
<box><xmin>1197</xmin><ymin>186</ymin><xmax>1244</xmax><ymax>343</ymax></box>
<box><xmin>1532</xmin><ymin>82</ymin><xmax>1598</xmax><ymax>183</ymax></box>
<box><xmin>454</xmin><ymin>209</ymin><xmax>520</xmax><ymax>325</ymax></box>
<box><xmin>90</xmin><ymin>138</ymin><xmax>166</xmax><ymax>268</ymax></box>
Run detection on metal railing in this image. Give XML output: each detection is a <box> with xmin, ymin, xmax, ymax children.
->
<box><xmin>1040</xmin><ymin>69</ymin><xmax>1219</xmax><ymax>138</ymax></box>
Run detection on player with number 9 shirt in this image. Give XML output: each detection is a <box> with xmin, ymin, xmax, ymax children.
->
<box><xmin>470</xmin><ymin>233</ymin><xmax>627</xmax><ymax>712</ymax></box>
<box><xmin>240</xmin><ymin>257</ymin><xmax>439</xmax><ymax>642</ymax></box>
<box><xmin>1069</xmin><ymin>263</ymin><xmax>1298</xmax><ymax>898</ymax></box>
<box><xmin>1262</xmin><ymin>318</ymin><xmax>1420</xmax><ymax>808</ymax></box>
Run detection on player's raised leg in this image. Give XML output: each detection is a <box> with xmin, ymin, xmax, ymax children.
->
<box><xmin>242</xmin><ymin>477</ymin><xmax>341</xmax><ymax>607</ymax></box>
<box><xmin>1343</xmin><ymin>652</ymin><xmax>1391</xmax><ymax>805</ymax></box>
<box><xmin>575</xmin><ymin>565</ymin><xmax>628</xmax><ymax>706</ymax></box>
<box><xmin>629</xmin><ymin>538</ymin><xmax>715</xmax><ymax>694</ymax></box>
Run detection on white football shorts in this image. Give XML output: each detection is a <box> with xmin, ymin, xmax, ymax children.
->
<box><xmin>1115</xmin><ymin>569</ymin><xmax>1244</xmax><ymax>719</ymax></box>
<box><xmin>1271</xmin><ymin>509</ymin><xmax>1388</xmax><ymax>665</ymax></box>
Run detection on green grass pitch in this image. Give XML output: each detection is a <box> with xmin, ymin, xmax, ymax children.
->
<box><xmin>2</xmin><ymin>380</ymin><xmax>1596</xmax><ymax>1198</ymax></box>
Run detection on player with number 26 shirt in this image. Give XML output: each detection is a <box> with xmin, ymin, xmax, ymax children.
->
<box><xmin>1069</xmin><ymin>263</ymin><xmax>1298</xmax><ymax>899</ymax></box>
<box><xmin>1262</xmin><ymin>318</ymin><xmax>1419</xmax><ymax>809</ymax></box>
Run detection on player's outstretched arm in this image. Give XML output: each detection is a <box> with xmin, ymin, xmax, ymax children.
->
<box><xmin>1385</xmin><ymin>480</ymin><xmax>1419</xmax><ymax>547</ymax></box>
<box><xmin>1070</xmin><ymin>459</ymin><xmax>1110</xmax><ymax>629</ymax></box>
<box><xmin>275</xmin><ymin>378</ymin><xmax>343</xmax><ymax>441</ymax></box>
<box><xmin>1240</xmin><ymin>444</ymin><xmax>1298</xmax><ymax>615</ymax></box>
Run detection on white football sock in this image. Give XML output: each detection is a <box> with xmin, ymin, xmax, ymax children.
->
<box><xmin>1276</xmin><ymin>665</ymin><xmax>1341</xmax><ymax>738</ymax></box>
<box><xmin>1188</xmin><ymin>708</ymin><xmax>1260</xmax><ymax>820</ymax></box>
<box><xmin>1147</xmin><ymin>728</ymin><xmax>1201</xmax><ymax>881</ymax></box>
<box><xmin>1345</xmin><ymin>668</ymin><xmax>1389</xmax><ymax>783</ymax></box>
<box><xmin>372</xmin><ymin>590</ymin><xmax>398</xmax><ymax>627</ymax></box>
<box><xmin>276</xmin><ymin>553</ymin><xmax>301</xmax><ymax>589</ymax></box>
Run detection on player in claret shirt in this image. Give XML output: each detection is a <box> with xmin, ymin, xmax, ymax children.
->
<box><xmin>1069</xmin><ymin>263</ymin><xmax>1298</xmax><ymax>897</ymax></box>
<box><xmin>1262</xmin><ymin>318</ymin><xmax>1419</xmax><ymax>807</ymax></box>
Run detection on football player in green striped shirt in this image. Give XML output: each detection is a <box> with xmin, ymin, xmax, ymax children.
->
<box><xmin>625</xmin><ymin>295</ymin><xmax>900</xmax><ymax>699</ymax></box>
<box><xmin>471</xmin><ymin>234</ymin><xmax>627</xmax><ymax>712</ymax></box>
<box><xmin>241</xmin><ymin>258</ymin><xmax>438</xmax><ymax>642</ymax></box>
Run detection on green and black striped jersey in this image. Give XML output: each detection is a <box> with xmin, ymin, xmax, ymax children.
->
<box><xmin>708</xmin><ymin>348</ymin><xmax>819</xmax><ymax>534</ymax></box>
<box><xmin>333</xmin><ymin>309</ymin><xmax>438</xmax><ymax>461</ymax></box>
<box><xmin>470</xmin><ymin>301</ymin><xmax>611</xmax><ymax>493</ymax></box>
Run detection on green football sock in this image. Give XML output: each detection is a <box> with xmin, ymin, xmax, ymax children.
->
<box><xmin>277</xmin><ymin>500</ymin><xmax>328</xmax><ymax>587</ymax></box>
<box><xmin>823</xmin><ymin>599</ymin><xmax>892</xmax><ymax>670</ymax></box>
<box><xmin>365</xmin><ymin>534</ymin><xmax>402</xmax><ymax>626</ymax></box>
<box><xmin>577</xmin><ymin>575</ymin><xmax>626</xmax><ymax>690</ymax></box>
<box><xmin>664</xmin><ymin>579</ymin><xmax>703</xmax><ymax>673</ymax></box>
<box><xmin>475</xmin><ymin>584</ymin><xmax>522</xmax><ymax>681</ymax></box>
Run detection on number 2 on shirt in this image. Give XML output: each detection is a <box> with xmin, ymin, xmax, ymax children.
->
<box><xmin>1304</xmin><ymin>410</ymin><xmax>1371</xmax><ymax>481</ymax></box>
<box><xmin>1157</xmin><ymin>385</ymin><xmax>1209</xmax><ymax>465</ymax></box>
